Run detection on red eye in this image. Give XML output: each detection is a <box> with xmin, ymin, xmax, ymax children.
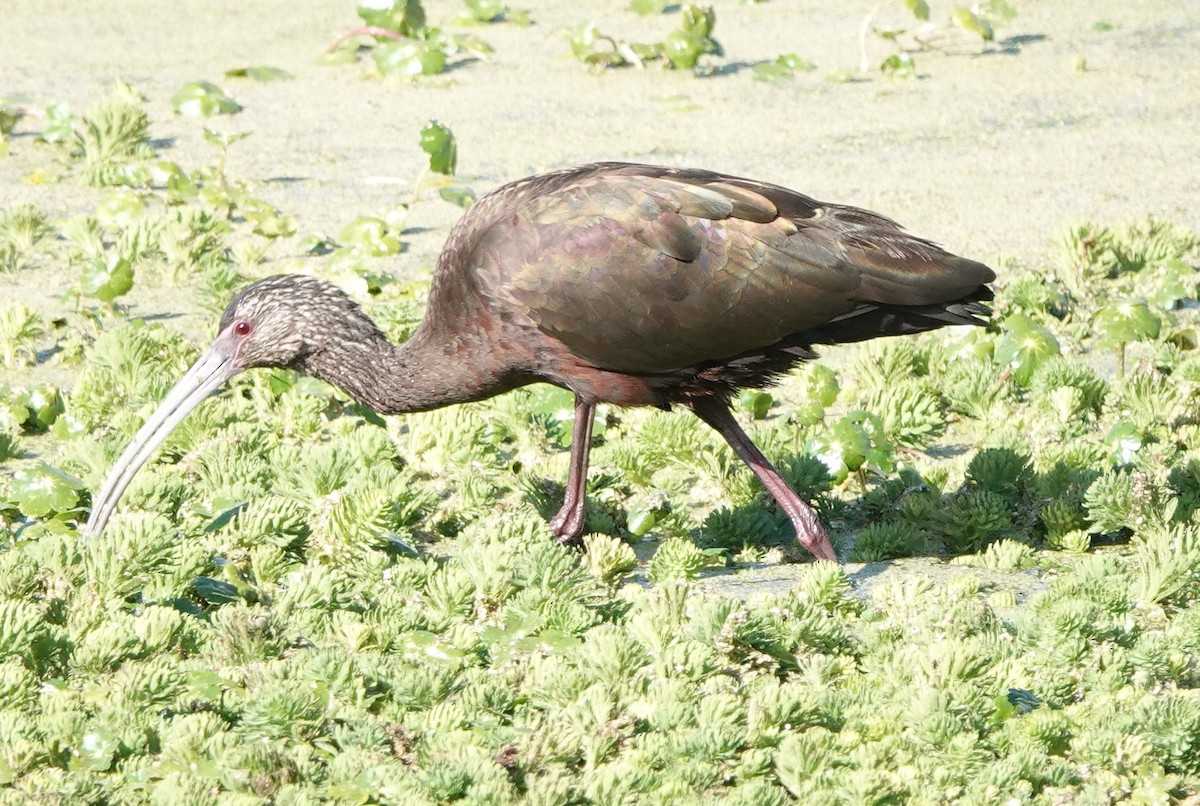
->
<box><xmin>234</xmin><ymin>321</ymin><xmax>252</xmax><ymax>336</ymax></box>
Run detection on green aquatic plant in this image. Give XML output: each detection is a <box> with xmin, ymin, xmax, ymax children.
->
<box><xmin>858</xmin><ymin>0</ymin><xmax>1017</xmax><ymax>75</ymax></box>
<box><xmin>935</xmin><ymin>489</ymin><xmax>1014</xmax><ymax>554</ymax></box>
<box><xmin>859</xmin><ymin>380</ymin><xmax>946</xmax><ymax>448</ymax></box>
<box><xmin>0</xmin><ymin>203</ymin><xmax>53</xmax><ymax>273</ymax></box>
<box><xmin>571</xmin><ymin>4</ymin><xmax>722</xmax><ymax>72</ymax></box>
<box><xmin>171</xmin><ymin>81</ymin><xmax>241</xmax><ymax>117</ymax></box>
<box><xmin>849</xmin><ymin>520</ymin><xmax>932</xmax><ymax>562</ymax></box>
<box><xmin>965</xmin><ymin>447</ymin><xmax>1032</xmax><ymax>502</ymax></box>
<box><xmin>1084</xmin><ymin>470</ymin><xmax>1153</xmax><ymax>536</ymax></box>
<box><xmin>70</xmin><ymin>83</ymin><xmax>155</xmax><ymax>186</ymax></box>
<box><xmin>0</xmin><ymin>303</ymin><xmax>46</xmax><ymax>368</ymax></box>
<box><xmin>326</xmin><ymin>0</ymin><xmax>492</xmax><ymax>78</ymax></box>
<box><xmin>5</xmin><ymin>82</ymin><xmax>1200</xmax><ymax>802</ymax></box>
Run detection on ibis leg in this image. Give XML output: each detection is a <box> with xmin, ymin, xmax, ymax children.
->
<box><xmin>689</xmin><ymin>399</ymin><xmax>837</xmax><ymax>562</ymax></box>
<box><xmin>549</xmin><ymin>397</ymin><xmax>596</xmax><ymax>544</ymax></box>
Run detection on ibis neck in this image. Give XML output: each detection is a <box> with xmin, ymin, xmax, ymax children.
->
<box><xmin>303</xmin><ymin>326</ymin><xmax>514</xmax><ymax>415</ymax></box>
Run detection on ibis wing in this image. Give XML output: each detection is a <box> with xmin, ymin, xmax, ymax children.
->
<box><xmin>472</xmin><ymin>164</ymin><xmax>993</xmax><ymax>374</ymax></box>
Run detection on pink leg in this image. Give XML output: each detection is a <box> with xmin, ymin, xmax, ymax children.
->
<box><xmin>549</xmin><ymin>397</ymin><xmax>596</xmax><ymax>544</ymax></box>
<box><xmin>690</xmin><ymin>399</ymin><xmax>837</xmax><ymax>562</ymax></box>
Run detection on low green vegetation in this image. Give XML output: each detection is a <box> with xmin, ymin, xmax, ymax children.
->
<box><xmin>310</xmin><ymin>0</ymin><xmax>1025</xmax><ymax>84</ymax></box>
<box><xmin>860</xmin><ymin>0</ymin><xmax>1018</xmax><ymax>76</ymax></box>
<box><xmin>171</xmin><ymin>81</ymin><xmax>242</xmax><ymax>118</ymax></box>
<box><xmin>570</xmin><ymin>5</ymin><xmax>722</xmax><ymax>72</ymax></box>
<box><xmin>324</xmin><ymin>0</ymin><xmax>496</xmax><ymax>79</ymax></box>
<box><xmin>1</xmin><ymin>80</ymin><xmax>1200</xmax><ymax>802</ymax></box>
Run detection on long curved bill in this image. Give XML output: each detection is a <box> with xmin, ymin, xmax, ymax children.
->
<box><xmin>83</xmin><ymin>333</ymin><xmax>240</xmax><ymax>539</ymax></box>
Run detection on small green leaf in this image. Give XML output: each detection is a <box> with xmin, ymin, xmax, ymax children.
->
<box><xmin>374</xmin><ymin>41</ymin><xmax>448</xmax><ymax>77</ymax></box>
<box><xmin>736</xmin><ymin>389</ymin><xmax>773</xmax><ymax>419</ymax></box>
<box><xmin>537</xmin><ymin>630</ymin><xmax>582</xmax><ymax>653</ymax></box>
<box><xmin>438</xmin><ymin>185</ymin><xmax>476</xmax><ymax>208</ymax></box>
<box><xmin>680</xmin><ymin>4</ymin><xmax>716</xmax><ymax>37</ymax></box>
<box><xmin>829</xmin><ymin>419</ymin><xmax>871</xmax><ymax>473</ymax></box>
<box><xmin>880</xmin><ymin>53</ymin><xmax>917</xmax><ymax>78</ymax></box>
<box><xmin>10</xmin><ymin>463</ymin><xmax>84</xmax><ymax>517</ymax></box>
<box><xmin>903</xmin><ymin>0</ymin><xmax>930</xmax><ymax>21</ymax></box>
<box><xmin>339</xmin><ymin>216</ymin><xmax>402</xmax><ymax>256</ymax></box>
<box><xmin>662</xmin><ymin>30</ymin><xmax>704</xmax><ymax>70</ymax></box>
<box><xmin>202</xmin><ymin>128</ymin><xmax>252</xmax><ymax>149</ymax></box>
<box><xmin>187</xmin><ymin>669</ymin><xmax>227</xmax><ymax>701</ymax></box>
<box><xmin>753</xmin><ymin>53</ymin><xmax>816</xmax><ymax>82</ymax></box>
<box><xmin>41</xmin><ymin>102</ymin><xmax>75</xmax><ymax>143</ymax></box>
<box><xmin>627</xmin><ymin>508</ymin><xmax>658</xmax><ymax>537</ymax></box>
<box><xmin>358</xmin><ymin>0</ymin><xmax>427</xmax><ymax>36</ymax></box>
<box><xmin>0</xmin><ymin>100</ymin><xmax>20</xmax><ymax>138</ymax></box>
<box><xmin>981</xmin><ymin>0</ymin><xmax>1018</xmax><ymax>24</ymax></box>
<box><xmin>192</xmin><ymin>577</ymin><xmax>241</xmax><ymax>605</ymax></box>
<box><xmin>241</xmin><ymin>199</ymin><xmax>297</xmax><ymax>239</ymax></box>
<box><xmin>464</xmin><ymin>0</ymin><xmax>506</xmax><ymax>22</ymax></box>
<box><xmin>825</xmin><ymin>67</ymin><xmax>861</xmax><ymax>84</ymax></box>
<box><xmin>0</xmin><ymin>432</ymin><xmax>22</xmax><ymax>461</ymax></box>
<box><xmin>630</xmin><ymin>0</ymin><xmax>668</xmax><ymax>14</ymax></box>
<box><xmin>95</xmin><ymin>190</ymin><xmax>144</xmax><ymax>227</ymax></box>
<box><xmin>74</xmin><ymin>728</ymin><xmax>120</xmax><ymax>772</ymax></box>
<box><xmin>80</xmin><ymin>255</ymin><xmax>134</xmax><ymax>303</ymax></box>
<box><xmin>224</xmin><ymin>66</ymin><xmax>294</xmax><ymax>82</ymax></box>
<box><xmin>24</xmin><ymin>386</ymin><xmax>64</xmax><ymax>431</ymax></box>
<box><xmin>994</xmin><ymin>314</ymin><xmax>1060</xmax><ymax>386</ymax></box>
<box><xmin>799</xmin><ymin>364</ymin><xmax>840</xmax><ymax>407</ymax></box>
<box><xmin>952</xmin><ymin>7</ymin><xmax>994</xmax><ymax>40</ymax></box>
<box><xmin>1105</xmin><ymin>421</ymin><xmax>1143</xmax><ymax>465</ymax></box>
<box><xmin>171</xmin><ymin>81</ymin><xmax>242</xmax><ymax>117</ymax></box>
<box><xmin>1093</xmin><ymin>299</ymin><xmax>1161</xmax><ymax>347</ymax></box>
<box><xmin>419</xmin><ymin>120</ymin><xmax>457</xmax><ymax>175</ymax></box>
<box><xmin>51</xmin><ymin>414</ymin><xmax>87</xmax><ymax>441</ymax></box>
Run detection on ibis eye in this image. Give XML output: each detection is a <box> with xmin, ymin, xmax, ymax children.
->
<box><xmin>234</xmin><ymin>321</ymin><xmax>252</xmax><ymax>336</ymax></box>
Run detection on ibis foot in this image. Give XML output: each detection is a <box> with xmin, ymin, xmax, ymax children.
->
<box><xmin>689</xmin><ymin>398</ymin><xmax>838</xmax><ymax>563</ymax></box>
<box><xmin>549</xmin><ymin>397</ymin><xmax>596</xmax><ymax>545</ymax></box>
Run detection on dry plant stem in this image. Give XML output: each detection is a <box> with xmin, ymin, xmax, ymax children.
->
<box><xmin>551</xmin><ymin>397</ymin><xmax>597</xmax><ymax>543</ymax></box>
<box><xmin>858</xmin><ymin>0</ymin><xmax>895</xmax><ymax>73</ymax></box>
<box><xmin>409</xmin><ymin>167</ymin><xmax>430</xmax><ymax>208</ymax></box>
<box><xmin>689</xmin><ymin>398</ymin><xmax>837</xmax><ymax>561</ymax></box>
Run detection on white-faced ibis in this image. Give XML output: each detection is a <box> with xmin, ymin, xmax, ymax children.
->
<box><xmin>85</xmin><ymin>162</ymin><xmax>994</xmax><ymax>560</ymax></box>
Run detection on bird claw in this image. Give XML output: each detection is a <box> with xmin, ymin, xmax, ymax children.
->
<box><xmin>549</xmin><ymin>515</ymin><xmax>585</xmax><ymax>546</ymax></box>
<box><xmin>549</xmin><ymin>507</ymin><xmax>585</xmax><ymax>545</ymax></box>
<box><xmin>800</xmin><ymin>529</ymin><xmax>838</xmax><ymax>562</ymax></box>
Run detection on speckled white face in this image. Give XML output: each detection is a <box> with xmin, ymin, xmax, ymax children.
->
<box><xmin>85</xmin><ymin>275</ymin><xmax>385</xmax><ymax>539</ymax></box>
<box><xmin>217</xmin><ymin>275</ymin><xmax>383</xmax><ymax>371</ymax></box>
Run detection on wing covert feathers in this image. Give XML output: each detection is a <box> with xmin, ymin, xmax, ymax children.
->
<box><xmin>454</xmin><ymin>162</ymin><xmax>994</xmax><ymax>375</ymax></box>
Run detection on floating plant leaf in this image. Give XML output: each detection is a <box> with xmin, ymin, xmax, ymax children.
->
<box><xmin>630</xmin><ymin>0</ymin><xmax>668</xmax><ymax>14</ymax></box>
<box><xmin>753</xmin><ymin>53</ymin><xmax>817</xmax><ymax>82</ymax></box>
<box><xmin>994</xmin><ymin>314</ymin><xmax>1060</xmax><ymax>386</ymax></box>
<box><xmin>880</xmin><ymin>53</ymin><xmax>917</xmax><ymax>78</ymax></box>
<box><xmin>339</xmin><ymin>216</ymin><xmax>402</xmax><ymax>256</ymax></box>
<box><xmin>374</xmin><ymin>41</ymin><xmax>448</xmax><ymax>76</ymax></box>
<box><xmin>1093</xmin><ymin>300</ymin><xmax>1161</xmax><ymax>347</ymax></box>
<box><xmin>903</xmin><ymin>0</ymin><xmax>931</xmax><ymax>21</ymax></box>
<box><xmin>952</xmin><ymin>7</ymin><xmax>994</xmax><ymax>40</ymax></box>
<box><xmin>224</xmin><ymin>66</ymin><xmax>294</xmax><ymax>82</ymax></box>
<box><xmin>80</xmin><ymin>254</ymin><xmax>134</xmax><ymax>303</ymax></box>
<box><xmin>419</xmin><ymin>120</ymin><xmax>457</xmax><ymax>175</ymax></box>
<box><xmin>171</xmin><ymin>81</ymin><xmax>242</xmax><ymax>117</ymax></box>
<box><xmin>10</xmin><ymin>463</ymin><xmax>84</xmax><ymax>517</ymax></box>
<box><xmin>358</xmin><ymin>0</ymin><xmax>427</xmax><ymax>36</ymax></box>
<box><xmin>72</xmin><ymin>728</ymin><xmax>120</xmax><ymax>772</ymax></box>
